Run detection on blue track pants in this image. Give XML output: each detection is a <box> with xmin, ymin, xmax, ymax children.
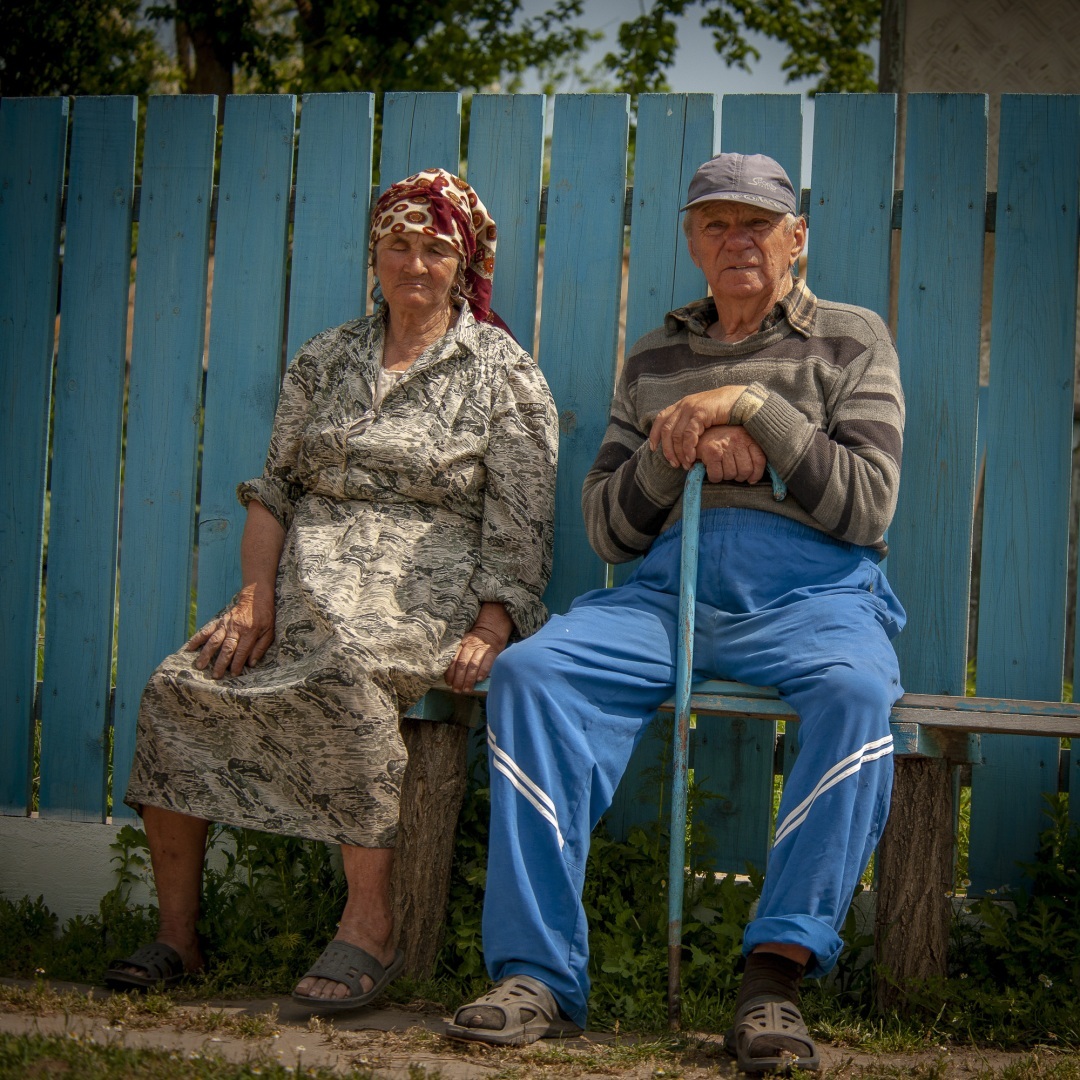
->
<box><xmin>481</xmin><ymin>508</ymin><xmax>906</xmax><ymax>1028</ymax></box>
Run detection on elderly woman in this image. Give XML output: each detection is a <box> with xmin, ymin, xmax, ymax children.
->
<box><xmin>106</xmin><ymin>169</ymin><xmax>558</xmax><ymax>1010</ymax></box>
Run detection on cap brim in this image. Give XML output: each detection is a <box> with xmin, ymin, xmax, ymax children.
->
<box><xmin>679</xmin><ymin>191</ymin><xmax>795</xmax><ymax>215</ymax></box>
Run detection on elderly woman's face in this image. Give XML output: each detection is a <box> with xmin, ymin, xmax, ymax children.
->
<box><xmin>374</xmin><ymin>232</ymin><xmax>461</xmax><ymax>317</ymax></box>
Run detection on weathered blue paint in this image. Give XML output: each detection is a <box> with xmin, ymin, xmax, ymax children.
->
<box><xmin>6</xmin><ymin>90</ymin><xmax>1078</xmax><ymax>906</ymax></box>
<box><xmin>721</xmin><ymin>93</ymin><xmax>803</xmax><ymax>196</ymax></box>
<box><xmin>971</xmin><ymin>94</ymin><xmax>1080</xmax><ymax>890</ymax></box>
<box><xmin>379</xmin><ymin>92</ymin><xmax>461</xmax><ymax>189</ymax></box>
<box><xmin>539</xmin><ymin>94</ymin><xmax>630</xmax><ymax>615</ymax></box>
<box><xmin>807</xmin><ymin>94</ymin><xmax>896</xmax><ymax>320</ymax></box>
<box><xmin>111</xmin><ymin>95</ymin><xmax>218</xmax><ymax>819</ymax></box>
<box><xmin>466</xmin><ymin>94</ymin><xmax>546</xmax><ymax>354</ymax></box>
<box><xmin>287</xmin><ymin>93</ymin><xmax>375</xmax><ymax>361</ymax></box>
<box><xmin>196</xmin><ymin>95</ymin><xmax>296</xmax><ymax>627</ymax></box>
<box><xmin>667</xmin><ymin>461</ymin><xmax>705</xmax><ymax>1029</ymax></box>
<box><xmin>39</xmin><ymin>97</ymin><xmax>137</xmax><ymax>820</ymax></box>
<box><xmin>0</xmin><ymin>97</ymin><xmax>69</xmax><ymax>813</ymax></box>
<box><xmin>889</xmin><ymin>94</ymin><xmax>987</xmax><ymax>701</ymax></box>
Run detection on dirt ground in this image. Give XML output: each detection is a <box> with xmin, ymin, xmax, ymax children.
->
<box><xmin>0</xmin><ymin>977</ymin><xmax>1066</xmax><ymax>1079</ymax></box>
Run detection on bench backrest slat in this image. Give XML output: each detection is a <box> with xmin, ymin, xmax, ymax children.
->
<box><xmin>111</xmin><ymin>95</ymin><xmax>219</xmax><ymax>818</ymax></box>
<box><xmin>970</xmin><ymin>93</ymin><xmax>1080</xmax><ymax>888</ymax></box>
<box><xmin>39</xmin><ymin>97</ymin><xmax>137</xmax><ymax>818</ymax></box>
<box><xmin>539</xmin><ymin>94</ymin><xmax>630</xmax><ymax>615</ymax></box>
<box><xmin>287</xmin><ymin>92</ymin><xmax>375</xmax><ymax>362</ymax></box>
<box><xmin>195</xmin><ymin>95</ymin><xmax>296</xmax><ymax>628</ymax></box>
<box><xmin>889</xmin><ymin>93</ymin><xmax>988</xmax><ymax>698</ymax></box>
<box><xmin>0</xmin><ymin>97</ymin><xmax>68</xmax><ymax>814</ymax></box>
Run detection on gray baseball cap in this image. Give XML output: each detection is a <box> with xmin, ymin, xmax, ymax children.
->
<box><xmin>680</xmin><ymin>152</ymin><xmax>797</xmax><ymax>216</ymax></box>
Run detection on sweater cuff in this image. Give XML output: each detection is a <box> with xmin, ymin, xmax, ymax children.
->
<box><xmin>730</xmin><ymin>381</ymin><xmax>770</xmax><ymax>425</ymax></box>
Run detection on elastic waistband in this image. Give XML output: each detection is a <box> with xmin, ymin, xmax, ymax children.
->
<box><xmin>655</xmin><ymin>507</ymin><xmax>879</xmax><ymax>561</ymax></box>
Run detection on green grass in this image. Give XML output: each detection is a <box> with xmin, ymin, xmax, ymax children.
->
<box><xmin>0</xmin><ymin>1032</ymin><xmax>371</xmax><ymax>1080</ymax></box>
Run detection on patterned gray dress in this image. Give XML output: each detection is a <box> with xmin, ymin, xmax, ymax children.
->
<box><xmin>124</xmin><ymin>307</ymin><xmax>558</xmax><ymax>847</ymax></box>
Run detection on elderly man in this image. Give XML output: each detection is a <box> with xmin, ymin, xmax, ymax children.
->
<box><xmin>447</xmin><ymin>153</ymin><xmax>906</xmax><ymax>1073</ymax></box>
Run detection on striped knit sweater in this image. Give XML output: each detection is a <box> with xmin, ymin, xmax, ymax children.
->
<box><xmin>582</xmin><ymin>279</ymin><xmax>904</xmax><ymax>560</ymax></box>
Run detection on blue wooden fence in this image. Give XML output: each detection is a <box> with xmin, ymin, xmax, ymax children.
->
<box><xmin>1</xmin><ymin>91</ymin><xmax>1078</xmax><ymax>897</ymax></box>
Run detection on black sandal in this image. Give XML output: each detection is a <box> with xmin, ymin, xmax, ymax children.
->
<box><xmin>105</xmin><ymin>942</ymin><xmax>194</xmax><ymax>992</ymax></box>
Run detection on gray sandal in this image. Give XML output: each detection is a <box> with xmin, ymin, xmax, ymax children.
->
<box><xmin>291</xmin><ymin>940</ymin><xmax>404</xmax><ymax>1012</ymax></box>
<box><xmin>445</xmin><ymin>975</ymin><xmax>582</xmax><ymax>1047</ymax></box>
<box><xmin>728</xmin><ymin>996</ymin><xmax>820</xmax><ymax>1073</ymax></box>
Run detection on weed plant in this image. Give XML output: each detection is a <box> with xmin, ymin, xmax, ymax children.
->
<box><xmin>2</xmin><ymin>762</ymin><xmax>1079</xmax><ymax>1051</ymax></box>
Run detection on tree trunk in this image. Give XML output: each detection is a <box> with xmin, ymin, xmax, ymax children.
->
<box><xmin>176</xmin><ymin>19</ymin><xmax>233</xmax><ymax>109</ymax></box>
<box><xmin>874</xmin><ymin>756</ymin><xmax>954</xmax><ymax>1012</ymax></box>
<box><xmin>390</xmin><ymin>707</ymin><xmax>476</xmax><ymax>977</ymax></box>
<box><xmin>877</xmin><ymin>0</ymin><xmax>906</xmax><ymax>94</ymax></box>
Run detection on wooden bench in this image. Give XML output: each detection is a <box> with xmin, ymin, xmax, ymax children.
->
<box><xmin>2</xmin><ymin>90</ymin><xmax>1079</xmax><ymax>999</ymax></box>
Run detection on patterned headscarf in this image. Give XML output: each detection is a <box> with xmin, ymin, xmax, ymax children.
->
<box><xmin>369</xmin><ymin>168</ymin><xmax>508</xmax><ymax>332</ymax></box>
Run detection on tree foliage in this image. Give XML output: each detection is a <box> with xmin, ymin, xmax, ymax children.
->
<box><xmin>604</xmin><ymin>0</ymin><xmax>881</xmax><ymax>97</ymax></box>
<box><xmin>291</xmin><ymin>0</ymin><xmax>597</xmax><ymax>96</ymax></box>
<box><xmin>145</xmin><ymin>0</ymin><xmax>292</xmax><ymax>98</ymax></box>
<box><xmin>0</xmin><ymin>0</ymin><xmax>165</xmax><ymax>97</ymax></box>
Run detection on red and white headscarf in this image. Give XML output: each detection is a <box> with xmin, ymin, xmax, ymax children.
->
<box><xmin>369</xmin><ymin>168</ymin><xmax>508</xmax><ymax>332</ymax></box>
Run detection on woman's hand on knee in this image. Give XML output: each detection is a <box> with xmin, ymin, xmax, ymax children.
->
<box><xmin>444</xmin><ymin>603</ymin><xmax>513</xmax><ymax>693</ymax></box>
<box><xmin>186</xmin><ymin>583</ymin><xmax>275</xmax><ymax>679</ymax></box>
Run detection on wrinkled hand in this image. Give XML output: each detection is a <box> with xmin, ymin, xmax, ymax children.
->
<box><xmin>185</xmin><ymin>582</ymin><xmax>275</xmax><ymax>679</ymax></box>
<box><xmin>697</xmin><ymin>425</ymin><xmax>767</xmax><ymax>484</ymax></box>
<box><xmin>649</xmin><ymin>386</ymin><xmax>748</xmax><ymax>470</ymax></box>
<box><xmin>444</xmin><ymin>603</ymin><xmax>513</xmax><ymax>693</ymax></box>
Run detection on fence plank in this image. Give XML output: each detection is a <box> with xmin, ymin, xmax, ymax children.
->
<box><xmin>807</xmin><ymin>94</ymin><xmax>896</xmax><ymax>319</ymax></box>
<box><xmin>0</xmin><ymin>97</ymin><xmax>69</xmax><ymax>813</ymax></box>
<box><xmin>604</xmin><ymin>93</ymin><xmax>714</xmax><ymax>846</ymax></box>
<box><xmin>539</xmin><ymin>94</ymin><xmax>630</xmax><ymax>615</ymax></box>
<box><xmin>379</xmin><ymin>92</ymin><xmax>461</xmax><ymax>189</ymax></box>
<box><xmin>970</xmin><ymin>94</ymin><xmax>1080</xmax><ymax>890</ymax></box>
<box><xmin>624</xmin><ymin>93</ymin><xmax>713</xmax><ymax>351</ymax></box>
<box><xmin>111</xmin><ymin>95</ymin><xmax>218</xmax><ymax>817</ymax></box>
<box><xmin>889</xmin><ymin>94</ymin><xmax>987</xmax><ymax>698</ymax></box>
<box><xmin>196</xmin><ymin>95</ymin><xmax>296</xmax><ymax>626</ymax></box>
<box><xmin>287</xmin><ymin>93</ymin><xmax>375</xmax><ymax>361</ymax></box>
<box><xmin>679</xmin><ymin>93</ymin><xmax>811</xmax><ymax>873</ymax></box>
<box><xmin>721</xmin><ymin>93</ymin><xmax>803</xmax><ymax>196</ymax></box>
<box><xmin>39</xmin><ymin>97</ymin><xmax>137</xmax><ymax>819</ymax></box>
<box><xmin>466</xmin><ymin>94</ymin><xmax>546</xmax><ymax>354</ymax></box>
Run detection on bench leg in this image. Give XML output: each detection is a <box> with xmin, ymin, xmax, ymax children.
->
<box><xmin>391</xmin><ymin>709</ymin><xmax>475</xmax><ymax>976</ymax></box>
<box><xmin>873</xmin><ymin>757</ymin><xmax>954</xmax><ymax>1012</ymax></box>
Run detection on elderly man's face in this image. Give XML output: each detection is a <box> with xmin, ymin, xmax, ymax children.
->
<box><xmin>686</xmin><ymin>200</ymin><xmax>805</xmax><ymax>307</ymax></box>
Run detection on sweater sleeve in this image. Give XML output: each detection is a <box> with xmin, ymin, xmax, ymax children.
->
<box><xmin>580</xmin><ymin>369</ymin><xmax>688</xmax><ymax>564</ymax></box>
<box><xmin>467</xmin><ymin>356</ymin><xmax>559</xmax><ymax>638</ymax></box>
<box><xmin>738</xmin><ymin>322</ymin><xmax>905</xmax><ymax>547</ymax></box>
